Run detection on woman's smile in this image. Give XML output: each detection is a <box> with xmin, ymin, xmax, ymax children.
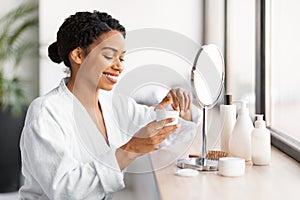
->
<box><xmin>102</xmin><ymin>71</ymin><xmax>119</xmax><ymax>84</ymax></box>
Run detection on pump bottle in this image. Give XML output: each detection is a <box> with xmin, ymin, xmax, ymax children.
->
<box><xmin>229</xmin><ymin>100</ymin><xmax>254</xmax><ymax>161</ymax></box>
<box><xmin>251</xmin><ymin>114</ymin><xmax>271</xmax><ymax>165</ymax></box>
<box><xmin>220</xmin><ymin>94</ymin><xmax>236</xmax><ymax>153</ymax></box>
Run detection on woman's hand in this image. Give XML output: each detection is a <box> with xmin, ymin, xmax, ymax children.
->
<box><xmin>155</xmin><ymin>88</ymin><xmax>192</xmax><ymax>121</ymax></box>
<box><xmin>115</xmin><ymin>118</ymin><xmax>180</xmax><ymax>169</ymax></box>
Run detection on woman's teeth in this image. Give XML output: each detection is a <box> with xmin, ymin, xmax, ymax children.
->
<box><xmin>104</xmin><ymin>73</ymin><xmax>117</xmax><ymax>81</ymax></box>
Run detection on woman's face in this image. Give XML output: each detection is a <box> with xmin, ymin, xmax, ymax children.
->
<box><xmin>85</xmin><ymin>30</ymin><xmax>126</xmax><ymax>91</ymax></box>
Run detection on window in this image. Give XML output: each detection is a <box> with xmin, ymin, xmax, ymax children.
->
<box><xmin>260</xmin><ymin>0</ymin><xmax>300</xmax><ymax>161</ymax></box>
<box><xmin>269</xmin><ymin>0</ymin><xmax>300</xmax><ymax>140</ymax></box>
<box><xmin>225</xmin><ymin>0</ymin><xmax>300</xmax><ymax>162</ymax></box>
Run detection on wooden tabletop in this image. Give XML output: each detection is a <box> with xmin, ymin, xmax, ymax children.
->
<box><xmin>150</xmin><ymin>130</ymin><xmax>300</xmax><ymax>200</ymax></box>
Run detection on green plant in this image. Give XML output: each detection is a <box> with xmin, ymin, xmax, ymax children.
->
<box><xmin>0</xmin><ymin>2</ymin><xmax>38</xmax><ymax>116</ymax></box>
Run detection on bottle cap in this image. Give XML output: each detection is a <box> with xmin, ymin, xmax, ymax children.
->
<box><xmin>233</xmin><ymin>100</ymin><xmax>248</xmax><ymax>114</ymax></box>
<box><xmin>254</xmin><ymin>114</ymin><xmax>266</xmax><ymax>128</ymax></box>
<box><xmin>224</xmin><ymin>94</ymin><xmax>232</xmax><ymax>105</ymax></box>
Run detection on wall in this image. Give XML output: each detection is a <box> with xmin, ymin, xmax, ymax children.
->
<box><xmin>39</xmin><ymin>0</ymin><xmax>203</xmax><ymax>95</ymax></box>
<box><xmin>227</xmin><ymin>0</ymin><xmax>256</xmax><ymax>113</ymax></box>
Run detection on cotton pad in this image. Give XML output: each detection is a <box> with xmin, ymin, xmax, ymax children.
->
<box><xmin>175</xmin><ymin>168</ymin><xmax>199</xmax><ymax>177</ymax></box>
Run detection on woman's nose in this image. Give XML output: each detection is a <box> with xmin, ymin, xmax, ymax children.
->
<box><xmin>112</xmin><ymin>58</ymin><xmax>124</xmax><ymax>71</ymax></box>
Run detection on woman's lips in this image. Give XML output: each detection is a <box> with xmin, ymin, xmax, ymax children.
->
<box><xmin>103</xmin><ymin>72</ymin><xmax>118</xmax><ymax>84</ymax></box>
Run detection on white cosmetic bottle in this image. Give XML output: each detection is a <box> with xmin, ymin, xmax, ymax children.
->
<box><xmin>229</xmin><ymin>100</ymin><xmax>254</xmax><ymax>161</ymax></box>
<box><xmin>251</xmin><ymin>114</ymin><xmax>271</xmax><ymax>165</ymax></box>
<box><xmin>220</xmin><ymin>94</ymin><xmax>236</xmax><ymax>153</ymax></box>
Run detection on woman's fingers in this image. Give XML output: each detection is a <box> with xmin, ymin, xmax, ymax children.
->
<box><xmin>145</xmin><ymin>123</ymin><xmax>180</xmax><ymax>145</ymax></box>
<box><xmin>180</xmin><ymin>90</ymin><xmax>191</xmax><ymax>113</ymax></box>
<box><xmin>154</xmin><ymin>93</ymin><xmax>174</xmax><ymax>110</ymax></box>
<box><xmin>135</xmin><ymin>118</ymin><xmax>175</xmax><ymax>138</ymax></box>
<box><xmin>155</xmin><ymin>88</ymin><xmax>192</xmax><ymax>113</ymax></box>
<box><xmin>185</xmin><ymin>92</ymin><xmax>191</xmax><ymax>110</ymax></box>
<box><xmin>170</xmin><ymin>89</ymin><xmax>179</xmax><ymax>110</ymax></box>
<box><xmin>174</xmin><ymin>88</ymin><xmax>192</xmax><ymax>112</ymax></box>
<box><xmin>152</xmin><ymin>118</ymin><xmax>175</xmax><ymax>130</ymax></box>
<box><xmin>157</xmin><ymin>123</ymin><xmax>180</xmax><ymax>138</ymax></box>
<box><xmin>151</xmin><ymin>119</ymin><xmax>180</xmax><ymax>141</ymax></box>
<box><xmin>124</xmin><ymin>118</ymin><xmax>180</xmax><ymax>154</ymax></box>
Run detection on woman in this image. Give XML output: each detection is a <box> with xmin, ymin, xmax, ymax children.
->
<box><xmin>19</xmin><ymin>11</ymin><xmax>200</xmax><ymax>199</ymax></box>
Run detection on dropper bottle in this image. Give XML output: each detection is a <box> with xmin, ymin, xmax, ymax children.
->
<box><xmin>251</xmin><ymin>114</ymin><xmax>271</xmax><ymax>165</ymax></box>
<box><xmin>229</xmin><ymin>100</ymin><xmax>254</xmax><ymax>161</ymax></box>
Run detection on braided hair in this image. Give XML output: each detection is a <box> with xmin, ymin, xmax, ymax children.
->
<box><xmin>48</xmin><ymin>11</ymin><xmax>126</xmax><ymax>67</ymax></box>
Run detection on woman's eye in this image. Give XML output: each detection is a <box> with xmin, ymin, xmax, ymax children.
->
<box><xmin>119</xmin><ymin>57</ymin><xmax>125</xmax><ymax>62</ymax></box>
<box><xmin>104</xmin><ymin>55</ymin><xmax>113</xmax><ymax>60</ymax></box>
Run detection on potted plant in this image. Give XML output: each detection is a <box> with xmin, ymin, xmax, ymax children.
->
<box><xmin>0</xmin><ymin>2</ymin><xmax>38</xmax><ymax>192</ymax></box>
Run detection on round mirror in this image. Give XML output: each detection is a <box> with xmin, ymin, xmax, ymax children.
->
<box><xmin>191</xmin><ymin>44</ymin><xmax>225</xmax><ymax>109</ymax></box>
<box><xmin>177</xmin><ymin>44</ymin><xmax>224</xmax><ymax>171</ymax></box>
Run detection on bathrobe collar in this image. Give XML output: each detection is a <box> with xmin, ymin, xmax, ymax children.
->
<box><xmin>58</xmin><ymin>78</ymin><xmax>123</xmax><ymax>158</ymax></box>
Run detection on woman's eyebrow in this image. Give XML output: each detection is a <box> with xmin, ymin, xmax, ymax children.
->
<box><xmin>101</xmin><ymin>47</ymin><xmax>126</xmax><ymax>54</ymax></box>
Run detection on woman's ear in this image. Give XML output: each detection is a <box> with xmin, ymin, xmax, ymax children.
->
<box><xmin>69</xmin><ymin>47</ymin><xmax>85</xmax><ymax>65</ymax></box>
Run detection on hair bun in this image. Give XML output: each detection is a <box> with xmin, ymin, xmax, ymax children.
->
<box><xmin>48</xmin><ymin>42</ymin><xmax>62</xmax><ymax>64</ymax></box>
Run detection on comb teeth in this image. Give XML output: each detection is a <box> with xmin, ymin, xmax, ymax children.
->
<box><xmin>206</xmin><ymin>150</ymin><xmax>230</xmax><ymax>160</ymax></box>
<box><xmin>188</xmin><ymin>150</ymin><xmax>230</xmax><ymax>160</ymax></box>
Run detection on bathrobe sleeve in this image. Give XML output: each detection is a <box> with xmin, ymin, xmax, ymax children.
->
<box><xmin>20</xmin><ymin>101</ymin><xmax>124</xmax><ymax>200</ymax></box>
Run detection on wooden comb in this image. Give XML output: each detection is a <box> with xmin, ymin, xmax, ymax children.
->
<box><xmin>189</xmin><ymin>150</ymin><xmax>230</xmax><ymax>160</ymax></box>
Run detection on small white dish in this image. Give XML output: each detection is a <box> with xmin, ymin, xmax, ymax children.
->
<box><xmin>218</xmin><ymin>157</ymin><xmax>245</xmax><ymax>177</ymax></box>
<box><xmin>175</xmin><ymin>168</ymin><xmax>199</xmax><ymax>177</ymax></box>
<box><xmin>156</xmin><ymin>109</ymin><xmax>179</xmax><ymax>126</ymax></box>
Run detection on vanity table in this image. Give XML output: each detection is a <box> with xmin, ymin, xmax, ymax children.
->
<box><xmin>112</xmin><ymin>124</ymin><xmax>300</xmax><ymax>200</ymax></box>
<box><xmin>151</xmin><ymin>131</ymin><xmax>300</xmax><ymax>200</ymax></box>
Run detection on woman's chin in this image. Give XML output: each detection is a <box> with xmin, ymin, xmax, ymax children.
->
<box><xmin>99</xmin><ymin>85</ymin><xmax>114</xmax><ymax>91</ymax></box>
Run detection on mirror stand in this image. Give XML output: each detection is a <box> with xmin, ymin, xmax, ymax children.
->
<box><xmin>177</xmin><ymin>107</ymin><xmax>218</xmax><ymax>171</ymax></box>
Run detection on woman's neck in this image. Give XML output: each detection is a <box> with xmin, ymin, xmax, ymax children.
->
<box><xmin>67</xmin><ymin>77</ymin><xmax>101</xmax><ymax>122</ymax></box>
<box><xmin>67</xmin><ymin>75</ymin><xmax>108</xmax><ymax>144</ymax></box>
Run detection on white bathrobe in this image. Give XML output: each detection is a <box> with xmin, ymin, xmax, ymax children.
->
<box><xmin>19</xmin><ymin>78</ymin><xmax>201</xmax><ymax>200</ymax></box>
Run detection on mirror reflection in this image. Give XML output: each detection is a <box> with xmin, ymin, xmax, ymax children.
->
<box><xmin>192</xmin><ymin>44</ymin><xmax>224</xmax><ymax>108</ymax></box>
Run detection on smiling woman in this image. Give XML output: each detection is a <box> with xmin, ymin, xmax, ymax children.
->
<box><xmin>19</xmin><ymin>11</ymin><xmax>201</xmax><ymax>199</ymax></box>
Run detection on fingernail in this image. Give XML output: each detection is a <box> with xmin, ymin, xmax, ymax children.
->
<box><xmin>167</xmin><ymin>118</ymin><xmax>175</xmax><ymax>122</ymax></box>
